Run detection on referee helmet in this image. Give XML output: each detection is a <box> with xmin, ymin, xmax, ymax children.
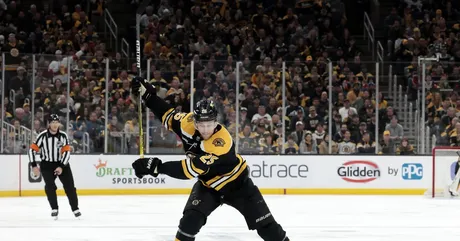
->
<box><xmin>48</xmin><ymin>114</ymin><xmax>60</xmax><ymax>123</ymax></box>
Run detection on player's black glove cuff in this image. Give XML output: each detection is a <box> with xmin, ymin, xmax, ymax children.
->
<box><xmin>132</xmin><ymin>157</ymin><xmax>162</xmax><ymax>178</ymax></box>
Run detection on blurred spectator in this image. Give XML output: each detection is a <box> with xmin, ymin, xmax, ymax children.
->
<box><xmin>438</xmin><ymin>117</ymin><xmax>457</xmax><ymax>145</ymax></box>
<box><xmin>338</xmin><ymin>130</ymin><xmax>356</xmax><ymax>154</ymax></box>
<box><xmin>299</xmin><ymin>132</ymin><xmax>317</xmax><ymax>154</ymax></box>
<box><xmin>251</xmin><ymin>105</ymin><xmax>272</xmax><ymax>130</ymax></box>
<box><xmin>305</xmin><ymin>106</ymin><xmax>323</xmax><ymax>132</ymax></box>
<box><xmin>356</xmin><ymin>122</ymin><xmax>370</xmax><ymax>142</ymax></box>
<box><xmin>312</xmin><ymin>123</ymin><xmax>326</xmax><ymax>145</ymax></box>
<box><xmin>347</xmin><ymin>114</ymin><xmax>361</xmax><ymax>142</ymax></box>
<box><xmin>151</xmin><ymin>126</ymin><xmax>179</xmax><ymax>149</ymax></box>
<box><xmin>258</xmin><ymin>133</ymin><xmax>279</xmax><ymax>154</ymax></box>
<box><xmin>356</xmin><ymin>132</ymin><xmax>376</xmax><ymax>154</ymax></box>
<box><xmin>380</xmin><ymin>130</ymin><xmax>396</xmax><ymax>154</ymax></box>
<box><xmin>318</xmin><ymin>133</ymin><xmax>338</xmax><ymax>154</ymax></box>
<box><xmin>290</xmin><ymin>121</ymin><xmax>307</xmax><ymax>146</ymax></box>
<box><xmin>450</xmin><ymin>122</ymin><xmax>460</xmax><ymax>146</ymax></box>
<box><xmin>238</xmin><ymin>124</ymin><xmax>259</xmax><ymax>153</ymax></box>
<box><xmin>396</xmin><ymin>137</ymin><xmax>415</xmax><ymax>155</ymax></box>
<box><xmin>339</xmin><ymin>99</ymin><xmax>357</xmax><ymax>122</ymax></box>
<box><xmin>284</xmin><ymin>135</ymin><xmax>299</xmax><ymax>154</ymax></box>
<box><xmin>334</xmin><ymin>123</ymin><xmax>348</xmax><ymax>143</ymax></box>
<box><xmin>385</xmin><ymin>115</ymin><xmax>404</xmax><ymax>143</ymax></box>
<box><xmin>380</xmin><ymin>106</ymin><xmax>397</xmax><ymax>134</ymax></box>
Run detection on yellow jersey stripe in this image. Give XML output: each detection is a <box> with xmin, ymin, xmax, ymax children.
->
<box><xmin>190</xmin><ymin>161</ymin><xmax>206</xmax><ymax>175</ymax></box>
<box><xmin>185</xmin><ymin>158</ymin><xmax>200</xmax><ymax>177</ymax></box>
<box><xmin>205</xmin><ymin>155</ymin><xmax>243</xmax><ymax>186</ymax></box>
<box><xmin>161</xmin><ymin>108</ymin><xmax>175</xmax><ymax>130</ymax></box>
<box><xmin>210</xmin><ymin>160</ymin><xmax>246</xmax><ymax>188</ymax></box>
<box><xmin>181</xmin><ymin>159</ymin><xmax>194</xmax><ymax>179</ymax></box>
<box><xmin>215</xmin><ymin>162</ymin><xmax>247</xmax><ymax>191</ymax></box>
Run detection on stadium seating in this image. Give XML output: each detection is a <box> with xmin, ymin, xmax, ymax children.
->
<box><xmin>1</xmin><ymin>0</ymin><xmax>107</xmax><ymax>153</ymax></box>
<box><xmin>2</xmin><ymin>0</ymin><xmax>420</xmax><ymax>156</ymax></box>
<box><xmin>384</xmin><ymin>0</ymin><xmax>460</xmax><ymax>150</ymax></box>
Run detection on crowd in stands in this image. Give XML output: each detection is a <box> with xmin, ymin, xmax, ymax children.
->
<box><xmin>0</xmin><ymin>0</ymin><xmax>110</xmax><ymax>153</ymax></box>
<box><xmin>1</xmin><ymin>0</ymin><xmax>440</xmax><ymax>156</ymax></box>
<box><xmin>385</xmin><ymin>0</ymin><xmax>460</xmax><ymax>149</ymax></box>
<box><xmin>133</xmin><ymin>0</ymin><xmax>408</xmax><ymax>155</ymax></box>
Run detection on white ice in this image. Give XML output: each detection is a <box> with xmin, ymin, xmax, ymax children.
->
<box><xmin>0</xmin><ymin>195</ymin><xmax>459</xmax><ymax>241</ymax></box>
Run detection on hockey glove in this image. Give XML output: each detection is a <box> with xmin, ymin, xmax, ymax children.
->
<box><xmin>130</xmin><ymin>76</ymin><xmax>156</xmax><ymax>104</ymax></box>
<box><xmin>132</xmin><ymin>157</ymin><xmax>162</xmax><ymax>178</ymax></box>
<box><xmin>130</xmin><ymin>76</ymin><xmax>142</xmax><ymax>96</ymax></box>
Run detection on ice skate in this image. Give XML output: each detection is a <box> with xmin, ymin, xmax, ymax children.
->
<box><xmin>73</xmin><ymin>210</ymin><xmax>81</xmax><ymax>219</ymax></box>
<box><xmin>51</xmin><ymin>209</ymin><xmax>58</xmax><ymax>220</ymax></box>
<box><xmin>449</xmin><ymin>186</ymin><xmax>459</xmax><ymax>197</ymax></box>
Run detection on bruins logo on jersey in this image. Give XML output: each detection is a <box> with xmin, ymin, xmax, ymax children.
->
<box><xmin>10</xmin><ymin>48</ymin><xmax>19</xmax><ymax>57</ymax></box>
<box><xmin>212</xmin><ymin>138</ymin><xmax>225</xmax><ymax>147</ymax></box>
<box><xmin>342</xmin><ymin>145</ymin><xmax>351</xmax><ymax>153</ymax></box>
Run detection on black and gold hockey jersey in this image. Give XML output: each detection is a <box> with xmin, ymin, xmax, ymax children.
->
<box><xmin>338</xmin><ymin>140</ymin><xmax>356</xmax><ymax>154</ymax></box>
<box><xmin>3</xmin><ymin>42</ymin><xmax>24</xmax><ymax>70</ymax></box>
<box><xmin>160</xmin><ymin>108</ymin><xmax>247</xmax><ymax>191</ymax></box>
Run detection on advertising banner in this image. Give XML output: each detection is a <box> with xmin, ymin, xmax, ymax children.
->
<box><xmin>0</xmin><ymin>155</ymin><xmax>18</xmax><ymax>192</ymax></box>
<box><xmin>0</xmin><ymin>154</ymin><xmax>436</xmax><ymax>196</ymax></box>
<box><xmin>20</xmin><ymin>155</ymin><xmax>196</xmax><ymax>191</ymax></box>
<box><xmin>245</xmin><ymin>156</ymin><xmax>430</xmax><ymax>189</ymax></box>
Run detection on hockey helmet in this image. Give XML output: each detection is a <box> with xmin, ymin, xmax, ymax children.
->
<box><xmin>193</xmin><ymin>99</ymin><xmax>217</xmax><ymax>122</ymax></box>
<box><xmin>48</xmin><ymin>114</ymin><xmax>60</xmax><ymax>123</ymax></box>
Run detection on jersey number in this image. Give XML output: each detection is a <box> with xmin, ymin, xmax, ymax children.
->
<box><xmin>174</xmin><ymin>113</ymin><xmax>187</xmax><ymax>121</ymax></box>
<box><xmin>199</xmin><ymin>155</ymin><xmax>218</xmax><ymax>165</ymax></box>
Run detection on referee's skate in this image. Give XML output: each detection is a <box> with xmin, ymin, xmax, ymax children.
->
<box><xmin>51</xmin><ymin>209</ymin><xmax>58</xmax><ymax>220</ymax></box>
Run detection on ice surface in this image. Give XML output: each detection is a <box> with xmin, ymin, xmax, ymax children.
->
<box><xmin>0</xmin><ymin>195</ymin><xmax>460</xmax><ymax>241</ymax></box>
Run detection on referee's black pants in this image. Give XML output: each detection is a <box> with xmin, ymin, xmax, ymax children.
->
<box><xmin>40</xmin><ymin>162</ymin><xmax>79</xmax><ymax>211</ymax></box>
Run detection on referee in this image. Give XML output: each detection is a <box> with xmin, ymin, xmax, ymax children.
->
<box><xmin>28</xmin><ymin>114</ymin><xmax>81</xmax><ymax>219</ymax></box>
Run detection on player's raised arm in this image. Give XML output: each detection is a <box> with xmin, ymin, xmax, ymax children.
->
<box><xmin>130</xmin><ymin>76</ymin><xmax>174</xmax><ymax>124</ymax></box>
<box><xmin>130</xmin><ymin>76</ymin><xmax>186</xmax><ymax>134</ymax></box>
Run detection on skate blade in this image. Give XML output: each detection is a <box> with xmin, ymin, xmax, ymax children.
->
<box><xmin>53</xmin><ymin>216</ymin><xmax>58</xmax><ymax>221</ymax></box>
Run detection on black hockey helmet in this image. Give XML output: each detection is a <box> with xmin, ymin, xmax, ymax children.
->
<box><xmin>48</xmin><ymin>114</ymin><xmax>60</xmax><ymax>123</ymax></box>
<box><xmin>193</xmin><ymin>99</ymin><xmax>218</xmax><ymax>122</ymax></box>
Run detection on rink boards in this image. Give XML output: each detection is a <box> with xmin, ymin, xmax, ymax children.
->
<box><xmin>0</xmin><ymin>155</ymin><xmax>440</xmax><ymax>197</ymax></box>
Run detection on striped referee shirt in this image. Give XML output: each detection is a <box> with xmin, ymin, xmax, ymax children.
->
<box><xmin>28</xmin><ymin>129</ymin><xmax>71</xmax><ymax>167</ymax></box>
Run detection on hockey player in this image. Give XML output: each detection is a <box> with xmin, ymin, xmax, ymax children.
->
<box><xmin>449</xmin><ymin>152</ymin><xmax>460</xmax><ymax>196</ymax></box>
<box><xmin>130</xmin><ymin>77</ymin><xmax>289</xmax><ymax>241</ymax></box>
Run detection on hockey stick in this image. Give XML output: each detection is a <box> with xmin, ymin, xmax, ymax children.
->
<box><xmin>136</xmin><ymin>13</ymin><xmax>144</xmax><ymax>158</ymax></box>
